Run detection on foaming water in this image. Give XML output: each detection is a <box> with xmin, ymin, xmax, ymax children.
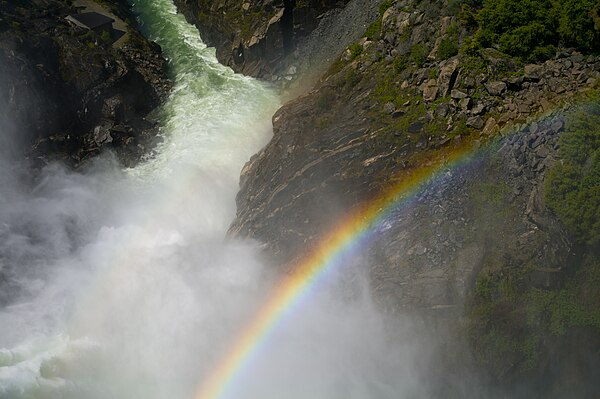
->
<box><xmin>0</xmin><ymin>2</ymin><xmax>427</xmax><ymax>399</ymax></box>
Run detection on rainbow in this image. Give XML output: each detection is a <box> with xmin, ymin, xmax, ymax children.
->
<box><xmin>192</xmin><ymin>133</ymin><xmax>500</xmax><ymax>399</ymax></box>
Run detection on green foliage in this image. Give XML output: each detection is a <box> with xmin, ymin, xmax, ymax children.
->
<box><xmin>392</xmin><ymin>55</ymin><xmax>408</xmax><ymax>73</ymax></box>
<box><xmin>466</xmin><ymin>0</ymin><xmax>600</xmax><ymax>60</ymax></box>
<box><xmin>469</xmin><ymin>253</ymin><xmax>600</xmax><ymax>375</ymax></box>
<box><xmin>348</xmin><ymin>43</ymin><xmax>364</xmax><ymax>59</ymax></box>
<box><xmin>100</xmin><ymin>30</ymin><xmax>111</xmax><ymax>43</ymax></box>
<box><xmin>410</xmin><ymin>43</ymin><xmax>429</xmax><ymax>66</ymax></box>
<box><xmin>558</xmin><ymin>0</ymin><xmax>600</xmax><ymax>52</ymax></box>
<box><xmin>365</xmin><ymin>19</ymin><xmax>382</xmax><ymax>40</ymax></box>
<box><xmin>545</xmin><ymin>103</ymin><xmax>600</xmax><ymax>246</ymax></box>
<box><xmin>343</xmin><ymin>67</ymin><xmax>362</xmax><ymax>88</ymax></box>
<box><xmin>458</xmin><ymin>3</ymin><xmax>479</xmax><ymax>28</ymax></box>
<box><xmin>363</xmin><ymin>0</ymin><xmax>393</xmax><ymax>40</ymax></box>
<box><xmin>379</xmin><ymin>0</ymin><xmax>393</xmax><ymax>15</ymax></box>
<box><xmin>437</xmin><ymin>36</ymin><xmax>459</xmax><ymax>60</ymax></box>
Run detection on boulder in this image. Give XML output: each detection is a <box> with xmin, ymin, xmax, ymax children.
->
<box><xmin>485</xmin><ymin>81</ymin><xmax>507</xmax><ymax>96</ymax></box>
<box><xmin>423</xmin><ymin>79</ymin><xmax>439</xmax><ymax>102</ymax></box>
<box><xmin>466</xmin><ymin>116</ymin><xmax>484</xmax><ymax>129</ymax></box>
<box><xmin>437</xmin><ymin>57</ymin><xmax>460</xmax><ymax>97</ymax></box>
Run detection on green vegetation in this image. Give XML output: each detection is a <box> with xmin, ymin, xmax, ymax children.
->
<box><xmin>410</xmin><ymin>43</ymin><xmax>429</xmax><ymax>67</ymax></box>
<box><xmin>364</xmin><ymin>0</ymin><xmax>393</xmax><ymax>40</ymax></box>
<box><xmin>348</xmin><ymin>43</ymin><xmax>364</xmax><ymax>59</ymax></box>
<box><xmin>437</xmin><ymin>36</ymin><xmax>459</xmax><ymax>60</ymax></box>
<box><xmin>470</xmin><ymin>253</ymin><xmax>600</xmax><ymax>375</ymax></box>
<box><xmin>545</xmin><ymin>102</ymin><xmax>600</xmax><ymax>246</ymax></box>
<box><xmin>100</xmin><ymin>30</ymin><xmax>111</xmax><ymax>43</ymax></box>
<box><xmin>469</xmin><ymin>101</ymin><xmax>600</xmax><ymax>378</ymax></box>
<box><xmin>463</xmin><ymin>0</ymin><xmax>600</xmax><ymax>61</ymax></box>
<box><xmin>437</xmin><ymin>22</ymin><xmax>460</xmax><ymax>60</ymax></box>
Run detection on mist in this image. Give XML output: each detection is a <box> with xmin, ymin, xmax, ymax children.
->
<box><xmin>0</xmin><ymin>1</ymin><xmax>470</xmax><ymax>398</ymax></box>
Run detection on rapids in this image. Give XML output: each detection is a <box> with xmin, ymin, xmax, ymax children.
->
<box><xmin>0</xmin><ymin>1</ymin><xmax>428</xmax><ymax>398</ymax></box>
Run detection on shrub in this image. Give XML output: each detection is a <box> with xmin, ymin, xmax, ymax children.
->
<box><xmin>437</xmin><ymin>36</ymin><xmax>459</xmax><ymax>60</ymax></box>
<box><xmin>467</xmin><ymin>0</ymin><xmax>600</xmax><ymax>60</ymax></box>
<box><xmin>348</xmin><ymin>43</ymin><xmax>363</xmax><ymax>59</ymax></box>
<box><xmin>364</xmin><ymin>19</ymin><xmax>382</xmax><ymax>40</ymax></box>
<box><xmin>410</xmin><ymin>43</ymin><xmax>429</xmax><ymax>67</ymax></box>
<box><xmin>558</xmin><ymin>0</ymin><xmax>600</xmax><ymax>52</ymax></box>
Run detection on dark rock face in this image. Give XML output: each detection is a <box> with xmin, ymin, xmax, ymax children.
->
<box><xmin>0</xmin><ymin>0</ymin><xmax>171</xmax><ymax>166</ymax></box>
<box><xmin>173</xmin><ymin>0</ymin><xmax>353</xmax><ymax>79</ymax></box>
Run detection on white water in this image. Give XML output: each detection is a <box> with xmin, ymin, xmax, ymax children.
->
<box><xmin>0</xmin><ymin>2</ymin><xmax>431</xmax><ymax>398</ymax></box>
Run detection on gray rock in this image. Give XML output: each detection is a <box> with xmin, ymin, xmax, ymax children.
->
<box><xmin>485</xmin><ymin>81</ymin><xmax>507</xmax><ymax>96</ymax></box>
<box><xmin>408</xmin><ymin>121</ymin><xmax>424</xmax><ymax>133</ymax></box>
<box><xmin>451</xmin><ymin>89</ymin><xmax>468</xmax><ymax>99</ymax></box>
<box><xmin>437</xmin><ymin>58</ymin><xmax>460</xmax><ymax>97</ymax></box>
<box><xmin>383</xmin><ymin>101</ymin><xmax>396</xmax><ymax>114</ymax></box>
<box><xmin>551</xmin><ymin>119</ymin><xmax>564</xmax><ymax>133</ymax></box>
<box><xmin>471</xmin><ymin>102</ymin><xmax>486</xmax><ymax>115</ymax></box>
<box><xmin>524</xmin><ymin>64</ymin><xmax>543</xmax><ymax>80</ymax></box>
<box><xmin>536</xmin><ymin>144</ymin><xmax>551</xmax><ymax>158</ymax></box>
<box><xmin>467</xmin><ymin>116</ymin><xmax>484</xmax><ymax>130</ymax></box>
<box><xmin>459</xmin><ymin>97</ymin><xmax>472</xmax><ymax>111</ymax></box>
<box><xmin>422</xmin><ymin>79</ymin><xmax>439</xmax><ymax>102</ymax></box>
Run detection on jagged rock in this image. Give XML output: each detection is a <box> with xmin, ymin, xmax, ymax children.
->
<box><xmin>423</xmin><ymin>79</ymin><xmax>439</xmax><ymax>102</ymax></box>
<box><xmin>524</xmin><ymin>64</ymin><xmax>543</xmax><ymax>80</ymax></box>
<box><xmin>0</xmin><ymin>0</ymin><xmax>171</xmax><ymax>166</ymax></box>
<box><xmin>485</xmin><ymin>81</ymin><xmax>507</xmax><ymax>96</ymax></box>
<box><xmin>459</xmin><ymin>97</ymin><xmax>472</xmax><ymax>111</ymax></box>
<box><xmin>437</xmin><ymin>57</ymin><xmax>460</xmax><ymax>97</ymax></box>
<box><xmin>551</xmin><ymin>119</ymin><xmax>564</xmax><ymax>133</ymax></box>
<box><xmin>471</xmin><ymin>102</ymin><xmax>486</xmax><ymax>115</ymax></box>
<box><xmin>451</xmin><ymin>89</ymin><xmax>468</xmax><ymax>99</ymax></box>
<box><xmin>466</xmin><ymin>115</ymin><xmax>484</xmax><ymax>129</ymax></box>
<box><xmin>482</xmin><ymin>117</ymin><xmax>499</xmax><ymax>136</ymax></box>
<box><xmin>383</xmin><ymin>102</ymin><xmax>396</xmax><ymax>114</ymax></box>
<box><xmin>507</xmin><ymin>75</ymin><xmax>524</xmax><ymax>90</ymax></box>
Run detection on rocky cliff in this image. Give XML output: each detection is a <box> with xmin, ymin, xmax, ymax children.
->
<box><xmin>189</xmin><ymin>0</ymin><xmax>599</xmax><ymax>395</ymax></box>
<box><xmin>173</xmin><ymin>0</ymin><xmax>380</xmax><ymax>85</ymax></box>
<box><xmin>0</xmin><ymin>0</ymin><xmax>171</xmax><ymax>166</ymax></box>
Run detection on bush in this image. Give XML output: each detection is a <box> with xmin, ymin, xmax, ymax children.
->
<box><xmin>410</xmin><ymin>43</ymin><xmax>429</xmax><ymax>67</ymax></box>
<box><xmin>558</xmin><ymin>0</ymin><xmax>600</xmax><ymax>52</ymax></box>
<box><xmin>438</xmin><ymin>36</ymin><xmax>460</xmax><ymax>60</ymax></box>
<box><xmin>348</xmin><ymin>43</ymin><xmax>363</xmax><ymax>59</ymax></box>
<box><xmin>468</xmin><ymin>0</ymin><xmax>600</xmax><ymax>61</ymax></box>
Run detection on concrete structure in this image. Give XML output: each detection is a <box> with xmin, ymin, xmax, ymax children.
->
<box><xmin>65</xmin><ymin>12</ymin><xmax>115</xmax><ymax>34</ymax></box>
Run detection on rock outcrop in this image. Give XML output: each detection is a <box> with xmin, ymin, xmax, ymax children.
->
<box><xmin>230</xmin><ymin>0</ymin><xmax>599</xmax><ymax>269</ymax></box>
<box><xmin>0</xmin><ymin>0</ymin><xmax>171</xmax><ymax>166</ymax></box>
<box><xmin>173</xmin><ymin>0</ymin><xmax>379</xmax><ymax>84</ymax></box>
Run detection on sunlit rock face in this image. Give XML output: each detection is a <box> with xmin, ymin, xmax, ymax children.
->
<box><xmin>0</xmin><ymin>0</ymin><xmax>171</xmax><ymax>166</ymax></box>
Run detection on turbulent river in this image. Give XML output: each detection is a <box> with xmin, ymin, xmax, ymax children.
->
<box><xmin>0</xmin><ymin>1</ymin><xmax>424</xmax><ymax>398</ymax></box>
